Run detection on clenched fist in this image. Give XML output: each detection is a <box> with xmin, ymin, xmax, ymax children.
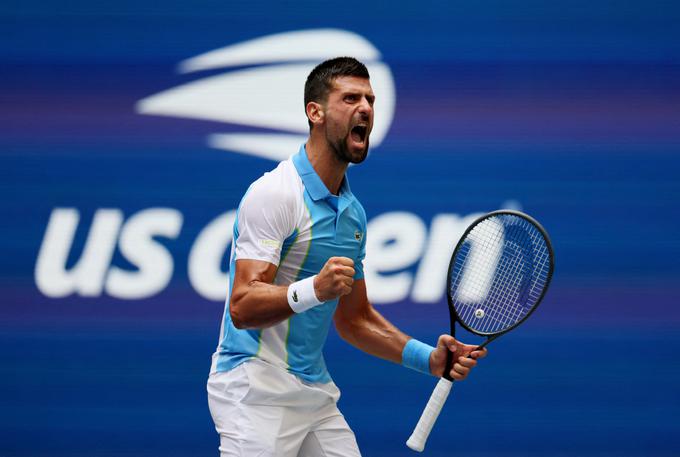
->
<box><xmin>313</xmin><ymin>257</ymin><xmax>355</xmax><ymax>302</ymax></box>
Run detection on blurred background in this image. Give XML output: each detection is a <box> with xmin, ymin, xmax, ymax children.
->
<box><xmin>1</xmin><ymin>1</ymin><xmax>679</xmax><ymax>456</ymax></box>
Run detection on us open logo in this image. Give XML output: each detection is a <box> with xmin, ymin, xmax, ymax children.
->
<box><xmin>136</xmin><ymin>29</ymin><xmax>396</xmax><ymax>161</ymax></box>
<box><xmin>34</xmin><ymin>30</ymin><xmax>521</xmax><ymax>305</ymax></box>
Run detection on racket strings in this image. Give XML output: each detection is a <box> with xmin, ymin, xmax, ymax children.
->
<box><xmin>456</xmin><ymin>248</ymin><xmax>524</xmax><ymax>333</ymax></box>
<box><xmin>449</xmin><ymin>214</ymin><xmax>551</xmax><ymax>334</ymax></box>
<box><xmin>455</xmin><ymin>249</ymin><xmax>521</xmax><ymax>331</ymax></box>
<box><xmin>478</xmin><ymin>246</ymin><xmax>526</xmax><ymax>332</ymax></box>
<box><xmin>453</xmin><ymin>220</ymin><xmax>522</xmax><ymax>329</ymax></box>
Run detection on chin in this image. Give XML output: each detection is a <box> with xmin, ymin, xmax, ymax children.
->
<box><xmin>331</xmin><ymin>136</ymin><xmax>370</xmax><ymax>165</ymax></box>
<box><xmin>345</xmin><ymin>139</ymin><xmax>370</xmax><ymax>164</ymax></box>
<box><xmin>349</xmin><ymin>148</ymin><xmax>368</xmax><ymax>164</ymax></box>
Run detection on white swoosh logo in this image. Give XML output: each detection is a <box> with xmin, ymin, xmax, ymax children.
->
<box><xmin>135</xmin><ymin>29</ymin><xmax>395</xmax><ymax>161</ymax></box>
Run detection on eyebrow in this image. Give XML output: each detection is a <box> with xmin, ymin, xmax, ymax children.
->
<box><xmin>342</xmin><ymin>90</ymin><xmax>376</xmax><ymax>101</ymax></box>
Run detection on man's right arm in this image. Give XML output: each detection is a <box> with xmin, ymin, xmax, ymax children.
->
<box><xmin>229</xmin><ymin>259</ymin><xmax>290</xmax><ymax>329</ymax></box>
<box><xmin>230</xmin><ymin>257</ymin><xmax>356</xmax><ymax>329</ymax></box>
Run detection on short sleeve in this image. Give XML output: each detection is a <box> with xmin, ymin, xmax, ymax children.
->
<box><xmin>233</xmin><ymin>181</ymin><xmax>295</xmax><ymax>266</ymax></box>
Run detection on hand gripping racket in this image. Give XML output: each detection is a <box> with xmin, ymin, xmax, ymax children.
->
<box><xmin>406</xmin><ymin>210</ymin><xmax>554</xmax><ymax>452</ymax></box>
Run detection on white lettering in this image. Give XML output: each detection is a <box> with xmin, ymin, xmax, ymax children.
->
<box><xmin>35</xmin><ymin>208</ymin><xmax>122</xmax><ymax>297</ymax></box>
<box><xmin>34</xmin><ymin>205</ymin><xmax>520</xmax><ymax>304</ymax></box>
<box><xmin>105</xmin><ymin>208</ymin><xmax>183</xmax><ymax>299</ymax></box>
<box><xmin>364</xmin><ymin>212</ymin><xmax>426</xmax><ymax>303</ymax></box>
<box><xmin>188</xmin><ymin>210</ymin><xmax>236</xmax><ymax>301</ymax></box>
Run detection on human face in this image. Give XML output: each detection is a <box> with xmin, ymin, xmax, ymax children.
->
<box><xmin>322</xmin><ymin>76</ymin><xmax>375</xmax><ymax>164</ymax></box>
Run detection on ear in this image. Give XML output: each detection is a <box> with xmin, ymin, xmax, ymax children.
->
<box><xmin>306</xmin><ymin>101</ymin><xmax>325</xmax><ymax>126</ymax></box>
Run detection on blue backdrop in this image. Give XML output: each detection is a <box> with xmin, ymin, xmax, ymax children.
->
<box><xmin>2</xmin><ymin>1</ymin><xmax>679</xmax><ymax>456</ymax></box>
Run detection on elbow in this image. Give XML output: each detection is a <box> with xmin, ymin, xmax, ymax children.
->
<box><xmin>229</xmin><ymin>296</ymin><xmax>249</xmax><ymax>329</ymax></box>
<box><xmin>230</xmin><ymin>308</ymin><xmax>246</xmax><ymax>329</ymax></box>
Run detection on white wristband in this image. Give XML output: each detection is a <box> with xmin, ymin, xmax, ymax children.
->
<box><xmin>287</xmin><ymin>275</ymin><xmax>323</xmax><ymax>313</ymax></box>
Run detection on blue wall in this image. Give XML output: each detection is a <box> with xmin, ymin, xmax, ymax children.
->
<box><xmin>1</xmin><ymin>1</ymin><xmax>679</xmax><ymax>456</ymax></box>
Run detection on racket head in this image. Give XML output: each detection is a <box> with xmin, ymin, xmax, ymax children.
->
<box><xmin>446</xmin><ymin>210</ymin><xmax>554</xmax><ymax>338</ymax></box>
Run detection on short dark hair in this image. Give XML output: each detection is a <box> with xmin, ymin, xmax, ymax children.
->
<box><xmin>304</xmin><ymin>57</ymin><xmax>370</xmax><ymax>128</ymax></box>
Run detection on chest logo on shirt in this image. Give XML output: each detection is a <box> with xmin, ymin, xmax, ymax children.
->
<box><xmin>354</xmin><ymin>230</ymin><xmax>363</xmax><ymax>242</ymax></box>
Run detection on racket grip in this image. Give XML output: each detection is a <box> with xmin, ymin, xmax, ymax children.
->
<box><xmin>406</xmin><ymin>377</ymin><xmax>453</xmax><ymax>452</ymax></box>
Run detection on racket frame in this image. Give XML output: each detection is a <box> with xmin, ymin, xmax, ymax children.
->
<box><xmin>441</xmin><ymin>210</ymin><xmax>554</xmax><ymax>380</ymax></box>
<box><xmin>446</xmin><ymin>209</ymin><xmax>554</xmax><ymax>339</ymax></box>
<box><xmin>407</xmin><ymin>210</ymin><xmax>555</xmax><ymax>453</ymax></box>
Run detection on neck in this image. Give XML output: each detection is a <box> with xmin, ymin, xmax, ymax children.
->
<box><xmin>305</xmin><ymin>134</ymin><xmax>348</xmax><ymax>195</ymax></box>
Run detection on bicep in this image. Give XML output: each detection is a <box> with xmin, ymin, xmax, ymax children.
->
<box><xmin>229</xmin><ymin>259</ymin><xmax>285</xmax><ymax>329</ymax></box>
<box><xmin>230</xmin><ymin>259</ymin><xmax>278</xmax><ymax>308</ymax></box>
<box><xmin>233</xmin><ymin>259</ymin><xmax>278</xmax><ymax>288</ymax></box>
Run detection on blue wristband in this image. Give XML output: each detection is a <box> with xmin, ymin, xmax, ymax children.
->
<box><xmin>402</xmin><ymin>339</ymin><xmax>435</xmax><ymax>376</ymax></box>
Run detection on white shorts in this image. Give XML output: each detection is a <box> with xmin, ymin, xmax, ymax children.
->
<box><xmin>207</xmin><ymin>359</ymin><xmax>361</xmax><ymax>457</ymax></box>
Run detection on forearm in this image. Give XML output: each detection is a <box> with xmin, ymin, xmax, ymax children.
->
<box><xmin>231</xmin><ymin>257</ymin><xmax>353</xmax><ymax>330</ymax></box>
<box><xmin>336</xmin><ymin>305</ymin><xmax>411</xmax><ymax>364</ymax></box>
<box><xmin>230</xmin><ymin>280</ymin><xmax>293</xmax><ymax>329</ymax></box>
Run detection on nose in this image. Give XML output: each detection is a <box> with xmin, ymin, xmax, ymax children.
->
<box><xmin>358</xmin><ymin>96</ymin><xmax>373</xmax><ymax>120</ymax></box>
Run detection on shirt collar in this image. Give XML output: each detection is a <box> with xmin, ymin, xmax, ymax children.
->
<box><xmin>292</xmin><ymin>144</ymin><xmax>355</xmax><ymax>203</ymax></box>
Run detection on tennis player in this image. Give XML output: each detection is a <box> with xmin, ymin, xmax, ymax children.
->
<box><xmin>207</xmin><ymin>57</ymin><xmax>487</xmax><ymax>457</ymax></box>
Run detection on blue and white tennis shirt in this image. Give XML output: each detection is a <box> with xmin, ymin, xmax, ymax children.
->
<box><xmin>211</xmin><ymin>145</ymin><xmax>367</xmax><ymax>384</ymax></box>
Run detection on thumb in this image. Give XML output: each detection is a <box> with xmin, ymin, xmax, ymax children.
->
<box><xmin>438</xmin><ymin>334</ymin><xmax>458</xmax><ymax>353</ymax></box>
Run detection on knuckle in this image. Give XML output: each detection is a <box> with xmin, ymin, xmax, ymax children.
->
<box><xmin>340</xmin><ymin>257</ymin><xmax>353</xmax><ymax>266</ymax></box>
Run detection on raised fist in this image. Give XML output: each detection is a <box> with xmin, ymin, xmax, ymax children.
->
<box><xmin>313</xmin><ymin>257</ymin><xmax>355</xmax><ymax>302</ymax></box>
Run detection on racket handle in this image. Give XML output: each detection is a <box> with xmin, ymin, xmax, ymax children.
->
<box><xmin>406</xmin><ymin>377</ymin><xmax>453</xmax><ymax>452</ymax></box>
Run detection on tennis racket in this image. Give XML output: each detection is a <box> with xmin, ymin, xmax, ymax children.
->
<box><xmin>406</xmin><ymin>210</ymin><xmax>554</xmax><ymax>452</ymax></box>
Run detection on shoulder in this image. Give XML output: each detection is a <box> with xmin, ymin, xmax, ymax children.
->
<box><xmin>241</xmin><ymin>159</ymin><xmax>303</xmax><ymax>211</ymax></box>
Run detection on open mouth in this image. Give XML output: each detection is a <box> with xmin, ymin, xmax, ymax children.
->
<box><xmin>350</xmin><ymin>125</ymin><xmax>367</xmax><ymax>144</ymax></box>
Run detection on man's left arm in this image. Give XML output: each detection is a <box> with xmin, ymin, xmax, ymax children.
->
<box><xmin>333</xmin><ymin>279</ymin><xmax>487</xmax><ymax>380</ymax></box>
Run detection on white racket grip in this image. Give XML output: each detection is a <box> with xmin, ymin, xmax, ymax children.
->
<box><xmin>406</xmin><ymin>378</ymin><xmax>453</xmax><ymax>452</ymax></box>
